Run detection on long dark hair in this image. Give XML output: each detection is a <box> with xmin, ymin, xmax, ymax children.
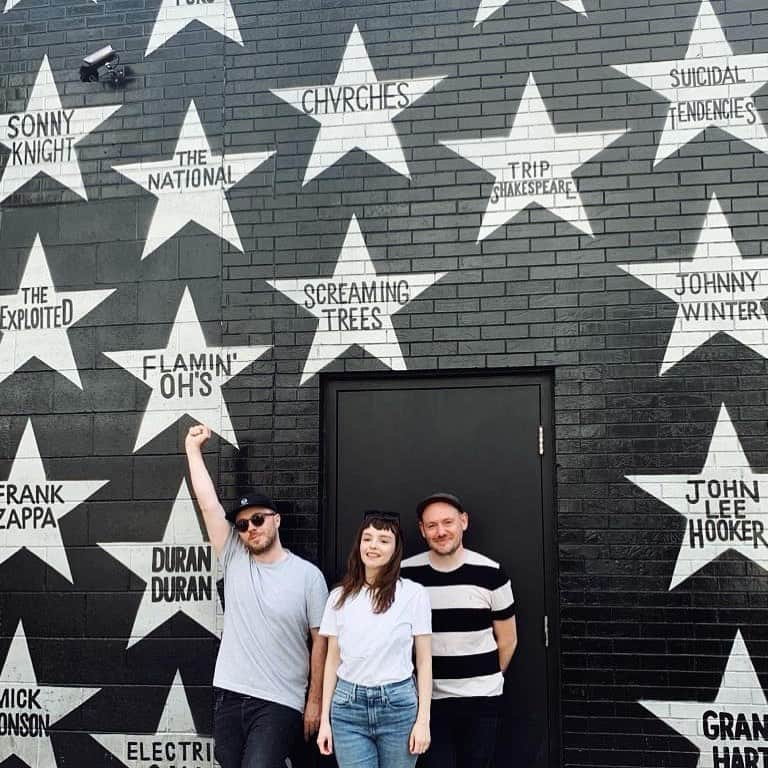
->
<box><xmin>335</xmin><ymin>512</ymin><xmax>404</xmax><ymax>614</ymax></box>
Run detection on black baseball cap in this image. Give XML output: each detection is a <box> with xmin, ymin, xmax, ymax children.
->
<box><xmin>416</xmin><ymin>492</ymin><xmax>465</xmax><ymax>519</ymax></box>
<box><xmin>227</xmin><ymin>492</ymin><xmax>278</xmax><ymax>524</ymax></box>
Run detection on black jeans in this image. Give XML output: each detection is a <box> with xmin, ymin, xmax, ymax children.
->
<box><xmin>214</xmin><ymin>688</ymin><xmax>303</xmax><ymax>768</ymax></box>
<box><xmin>418</xmin><ymin>698</ymin><xmax>500</xmax><ymax>768</ymax></box>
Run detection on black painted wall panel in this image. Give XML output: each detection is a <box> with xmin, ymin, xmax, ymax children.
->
<box><xmin>1</xmin><ymin>0</ymin><xmax>767</xmax><ymax>767</ymax></box>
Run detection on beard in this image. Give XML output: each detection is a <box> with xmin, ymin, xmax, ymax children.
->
<box><xmin>431</xmin><ymin>537</ymin><xmax>461</xmax><ymax>556</ymax></box>
<box><xmin>243</xmin><ymin>527</ymin><xmax>278</xmax><ymax>556</ymax></box>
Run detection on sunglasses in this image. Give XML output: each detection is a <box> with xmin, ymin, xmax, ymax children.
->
<box><xmin>234</xmin><ymin>512</ymin><xmax>277</xmax><ymax>532</ymax></box>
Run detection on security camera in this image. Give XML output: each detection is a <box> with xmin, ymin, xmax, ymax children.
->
<box><xmin>79</xmin><ymin>45</ymin><xmax>126</xmax><ymax>86</ymax></box>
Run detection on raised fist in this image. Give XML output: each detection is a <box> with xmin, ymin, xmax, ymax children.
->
<box><xmin>185</xmin><ymin>423</ymin><xmax>211</xmax><ymax>450</ymax></box>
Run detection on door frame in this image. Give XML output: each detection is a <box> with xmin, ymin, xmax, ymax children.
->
<box><xmin>320</xmin><ymin>368</ymin><xmax>561</xmax><ymax>768</ymax></box>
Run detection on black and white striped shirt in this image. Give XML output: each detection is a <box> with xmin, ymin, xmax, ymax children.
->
<box><xmin>401</xmin><ymin>549</ymin><xmax>515</xmax><ymax>700</ymax></box>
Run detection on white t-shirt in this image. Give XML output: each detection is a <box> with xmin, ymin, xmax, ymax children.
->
<box><xmin>320</xmin><ymin>578</ymin><xmax>432</xmax><ymax>686</ymax></box>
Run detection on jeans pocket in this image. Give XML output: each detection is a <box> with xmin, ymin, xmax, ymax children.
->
<box><xmin>387</xmin><ymin>685</ymin><xmax>417</xmax><ymax>710</ymax></box>
<box><xmin>332</xmin><ymin>687</ymin><xmax>353</xmax><ymax>707</ymax></box>
<box><xmin>213</xmin><ymin>688</ymin><xmax>227</xmax><ymax>714</ymax></box>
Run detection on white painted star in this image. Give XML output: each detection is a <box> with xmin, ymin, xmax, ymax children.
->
<box><xmin>474</xmin><ymin>0</ymin><xmax>586</xmax><ymax>27</ymax></box>
<box><xmin>626</xmin><ymin>404</ymin><xmax>768</xmax><ymax>589</ymax></box>
<box><xmin>145</xmin><ymin>0</ymin><xmax>243</xmax><ymax>56</ymax></box>
<box><xmin>99</xmin><ymin>479</ymin><xmax>220</xmax><ymax>648</ymax></box>
<box><xmin>92</xmin><ymin>670</ymin><xmax>213</xmax><ymax>768</ymax></box>
<box><xmin>0</xmin><ymin>619</ymin><xmax>100</xmax><ymax>768</ymax></box>
<box><xmin>441</xmin><ymin>73</ymin><xmax>626</xmax><ymax>240</ymax></box>
<box><xmin>268</xmin><ymin>215</ymin><xmax>445</xmax><ymax>385</ymax></box>
<box><xmin>112</xmin><ymin>100</ymin><xmax>273</xmax><ymax>260</ymax></box>
<box><xmin>103</xmin><ymin>287</ymin><xmax>270</xmax><ymax>451</ymax></box>
<box><xmin>618</xmin><ymin>194</ymin><xmax>768</xmax><ymax>375</ymax></box>
<box><xmin>640</xmin><ymin>630</ymin><xmax>767</xmax><ymax>768</ymax></box>
<box><xmin>0</xmin><ymin>420</ymin><xmax>109</xmax><ymax>583</ymax></box>
<box><xmin>271</xmin><ymin>24</ymin><xmax>445</xmax><ymax>185</ymax></box>
<box><xmin>0</xmin><ymin>235</ymin><xmax>114</xmax><ymax>388</ymax></box>
<box><xmin>612</xmin><ymin>0</ymin><xmax>768</xmax><ymax>166</ymax></box>
<box><xmin>0</xmin><ymin>56</ymin><xmax>120</xmax><ymax>202</ymax></box>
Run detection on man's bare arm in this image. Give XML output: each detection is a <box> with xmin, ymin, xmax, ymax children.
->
<box><xmin>493</xmin><ymin>616</ymin><xmax>518</xmax><ymax>673</ymax></box>
<box><xmin>304</xmin><ymin>628</ymin><xmax>327</xmax><ymax>741</ymax></box>
<box><xmin>184</xmin><ymin>424</ymin><xmax>230</xmax><ymax>556</ymax></box>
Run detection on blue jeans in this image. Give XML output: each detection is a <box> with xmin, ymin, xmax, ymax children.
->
<box><xmin>331</xmin><ymin>677</ymin><xmax>418</xmax><ymax>768</ymax></box>
<box><xmin>213</xmin><ymin>688</ymin><xmax>302</xmax><ymax>768</ymax></box>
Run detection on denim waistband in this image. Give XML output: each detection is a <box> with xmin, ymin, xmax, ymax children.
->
<box><xmin>335</xmin><ymin>676</ymin><xmax>414</xmax><ymax>702</ymax></box>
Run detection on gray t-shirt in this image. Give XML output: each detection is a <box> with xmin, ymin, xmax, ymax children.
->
<box><xmin>213</xmin><ymin>532</ymin><xmax>329</xmax><ymax>713</ymax></box>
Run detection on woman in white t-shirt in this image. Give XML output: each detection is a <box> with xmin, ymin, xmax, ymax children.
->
<box><xmin>317</xmin><ymin>510</ymin><xmax>432</xmax><ymax>768</ymax></box>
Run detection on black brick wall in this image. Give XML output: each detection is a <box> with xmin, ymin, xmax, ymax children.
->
<box><xmin>1</xmin><ymin>0</ymin><xmax>768</xmax><ymax>767</ymax></box>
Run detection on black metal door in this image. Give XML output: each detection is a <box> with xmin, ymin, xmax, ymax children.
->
<box><xmin>322</xmin><ymin>371</ymin><xmax>558</xmax><ymax>768</ymax></box>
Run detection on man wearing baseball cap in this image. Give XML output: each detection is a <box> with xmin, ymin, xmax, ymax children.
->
<box><xmin>401</xmin><ymin>492</ymin><xmax>517</xmax><ymax>768</ymax></box>
<box><xmin>185</xmin><ymin>423</ymin><xmax>329</xmax><ymax>768</ymax></box>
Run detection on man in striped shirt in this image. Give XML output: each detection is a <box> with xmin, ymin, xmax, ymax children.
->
<box><xmin>401</xmin><ymin>492</ymin><xmax>517</xmax><ymax>768</ymax></box>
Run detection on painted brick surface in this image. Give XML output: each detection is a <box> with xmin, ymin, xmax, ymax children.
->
<box><xmin>0</xmin><ymin>0</ymin><xmax>767</xmax><ymax>767</ymax></box>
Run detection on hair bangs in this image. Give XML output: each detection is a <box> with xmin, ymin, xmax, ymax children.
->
<box><xmin>364</xmin><ymin>514</ymin><xmax>400</xmax><ymax>534</ymax></box>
